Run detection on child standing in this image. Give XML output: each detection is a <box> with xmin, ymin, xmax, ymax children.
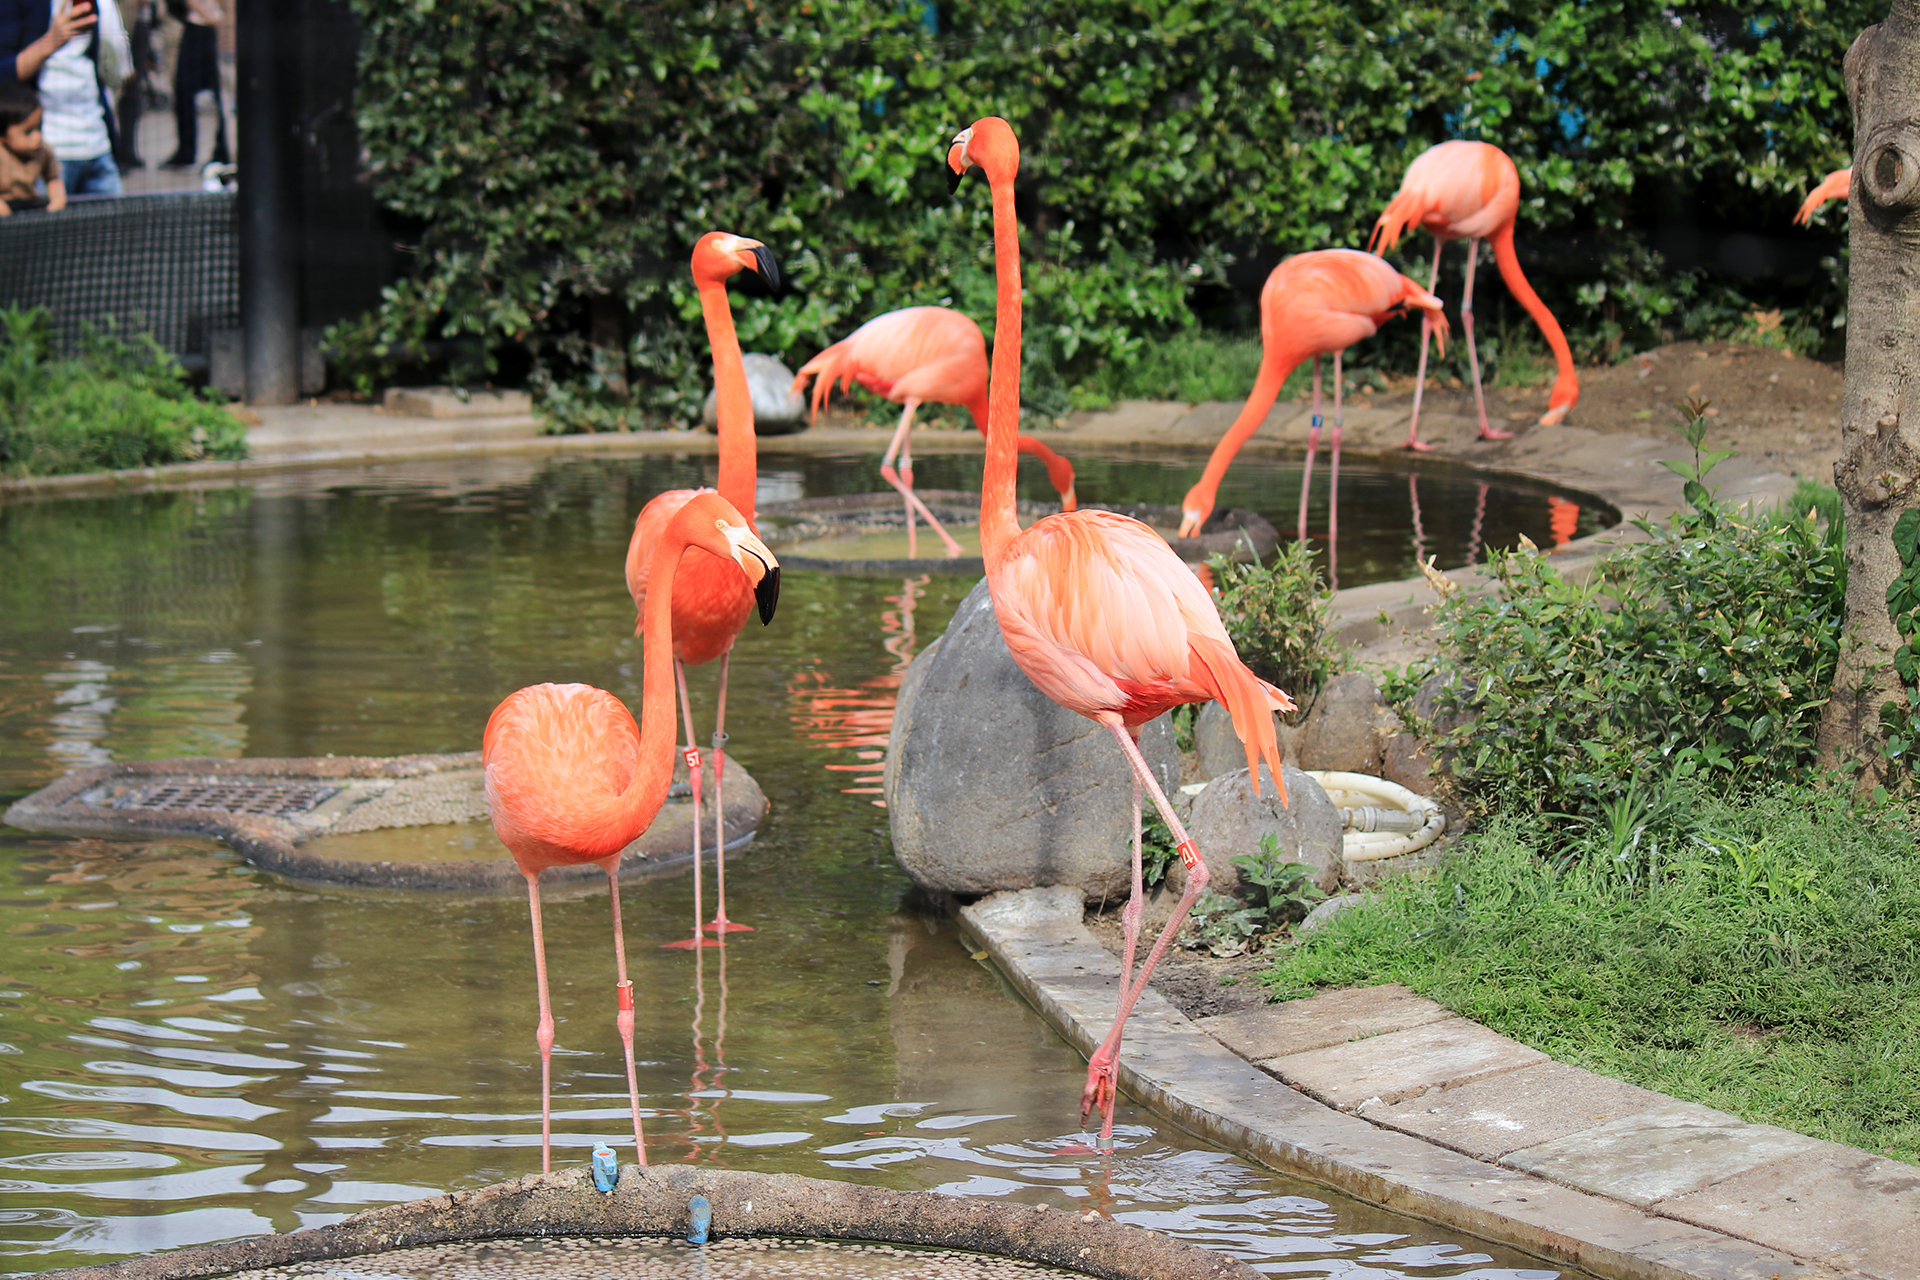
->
<box><xmin>0</xmin><ymin>79</ymin><xmax>64</xmax><ymax>215</ymax></box>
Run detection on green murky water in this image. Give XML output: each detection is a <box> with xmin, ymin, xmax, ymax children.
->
<box><xmin>0</xmin><ymin>450</ymin><xmax>1588</xmax><ymax>1276</ymax></box>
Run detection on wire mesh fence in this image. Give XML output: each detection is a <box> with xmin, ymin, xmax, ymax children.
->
<box><xmin>0</xmin><ymin>190</ymin><xmax>238</xmax><ymax>362</ymax></box>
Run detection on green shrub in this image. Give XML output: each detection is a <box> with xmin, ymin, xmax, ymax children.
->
<box><xmin>1207</xmin><ymin>542</ymin><xmax>1340</xmax><ymax>717</ymax></box>
<box><xmin>1412</xmin><ymin>413</ymin><xmax>1844</xmax><ymax>821</ymax></box>
<box><xmin>334</xmin><ymin>0</ymin><xmax>1869</xmax><ymax>423</ymax></box>
<box><xmin>1262</xmin><ymin>790</ymin><xmax>1920</xmax><ymax>1161</ymax></box>
<box><xmin>0</xmin><ymin>308</ymin><xmax>246</xmax><ymax>478</ymax></box>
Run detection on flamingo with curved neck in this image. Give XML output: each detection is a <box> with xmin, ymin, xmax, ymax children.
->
<box><xmin>951</xmin><ymin>116</ymin><xmax>1294</xmax><ymax>1146</ymax></box>
<box><xmin>627</xmin><ymin>232</ymin><xmax>779</xmax><ymax>945</ymax></box>
<box><xmin>485</xmin><ymin>490</ymin><xmax>780</xmax><ymax>1174</ymax></box>
<box><xmin>1177</xmin><ymin>249</ymin><xmax>1447</xmax><ymax>542</ymax></box>
<box><xmin>1371</xmin><ymin>140</ymin><xmax>1578</xmax><ymax>450</ymax></box>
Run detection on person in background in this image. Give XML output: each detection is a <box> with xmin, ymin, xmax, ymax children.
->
<box><xmin>0</xmin><ymin>76</ymin><xmax>64</xmax><ymax>212</ymax></box>
<box><xmin>160</xmin><ymin>0</ymin><xmax>221</xmax><ymax>168</ymax></box>
<box><xmin>0</xmin><ymin>0</ymin><xmax>130</xmax><ymax>197</ymax></box>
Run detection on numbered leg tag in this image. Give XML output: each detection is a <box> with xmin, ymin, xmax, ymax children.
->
<box><xmin>616</xmin><ymin>981</ymin><xmax>634</xmax><ymax>1012</ymax></box>
<box><xmin>683</xmin><ymin>748</ymin><xmax>702</xmax><ymax>770</ymax></box>
<box><xmin>1311</xmin><ymin>414</ymin><xmax>1324</xmax><ymax>430</ymax></box>
<box><xmin>1177</xmin><ymin>839</ymin><xmax>1201</xmax><ymax>869</ymax></box>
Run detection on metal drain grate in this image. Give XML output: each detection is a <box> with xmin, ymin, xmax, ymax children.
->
<box><xmin>111</xmin><ymin>781</ymin><xmax>342</xmax><ymax>818</ymax></box>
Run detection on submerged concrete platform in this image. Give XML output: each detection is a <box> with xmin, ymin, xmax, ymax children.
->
<box><xmin>959</xmin><ymin>886</ymin><xmax>1919</xmax><ymax>1280</ymax></box>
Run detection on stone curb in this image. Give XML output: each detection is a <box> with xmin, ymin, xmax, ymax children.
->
<box><xmin>958</xmin><ymin>886</ymin><xmax>1893</xmax><ymax>1280</ymax></box>
<box><xmin>28</xmin><ymin>1164</ymin><xmax>1258</xmax><ymax>1280</ymax></box>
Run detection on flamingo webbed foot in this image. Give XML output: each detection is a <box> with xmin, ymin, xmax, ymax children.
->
<box><xmin>1402</xmin><ymin>437</ymin><xmax>1439</xmax><ymax>453</ymax></box>
<box><xmin>1537</xmin><ymin>403</ymin><xmax>1571</xmax><ymax>427</ymax></box>
<box><xmin>1476</xmin><ymin>425</ymin><xmax>1515</xmax><ymax>442</ymax></box>
<box><xmin>1080</xmin><ymin>1050</ymin><xmax>1118</xmax><ymax>1135</ymax></box>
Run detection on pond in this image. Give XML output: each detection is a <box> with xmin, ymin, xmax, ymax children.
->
<box><xmin>0</xmin><ymin>450</ymin><xmax>1597</xmax><ymax>1277</ymax></box>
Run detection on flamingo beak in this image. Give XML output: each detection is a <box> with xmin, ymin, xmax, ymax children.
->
<box><xmin>947</xmin><ymin>127</ymin><xmax>973</xmax><ymax>194</ymax></box>
<box><xmin>749</xmin><ymin>244</ymin><xmax>781</xmax><ymax>293</ymax></box>
<box><xmin>753</xmin><ymin>561</ymin><xmax>781</xmax><ymax>625</ymax></box>
<box><xmin>722</xmin><ymin>524</ymin><xmax>783</xmax><ymax>624</ymax></box>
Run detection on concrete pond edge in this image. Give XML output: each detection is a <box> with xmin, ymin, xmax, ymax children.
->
<box><xmin>957</xmin><ymin>885</ymin><xmax>1877</xmax><ymax>1280</ymax></box>
<box><xmin>29</xmin><ymin>1164</ymin><xmax>1259</xmax><ymax>1280</ymax></box>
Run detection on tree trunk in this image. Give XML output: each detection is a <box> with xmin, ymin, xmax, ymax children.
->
<box><xmin>1817</xmin><ymin>0</ymin><xmax>1920</xmax><ymax>792</ymax></box>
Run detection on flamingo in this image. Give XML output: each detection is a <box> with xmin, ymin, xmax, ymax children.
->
<box><xmin>791</xmin><ymin>306</ymin><xmax>1079</xmax><ymax>559</ymax></box>
<box><xmin>483</xmin><ymin>491</ymin><xmax>780</xmax><ymax>1174</ymax></box>
<box><xmin>626</xmin><ymin>232</ymin><xmax>778</xmax><ymax>946</ymax></box>
<box><xmin>1175</xmin><ymin>250</ymin><xmax>1448</xmax><ymax>544</ymax></box>
<box><xmin>1370</xmin><ymin>140</ymin><xmax>1579</xmax><ymax>450</ymax></box>
<box><xmin>1795</xmin><ymin>167</ymin><xmax>1851</xmax><ymax>225</ymax></box>
<box><xmin>948</xmin><ymin>116</ymin><xmax>1294</xmax><ymax>1146</ymax></box>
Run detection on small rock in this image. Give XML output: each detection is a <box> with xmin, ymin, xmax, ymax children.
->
<box><xmin>1298</xmin><ymin>672</ymin><xmax>1399</xmax><ymax>774</ymax></box>
<box><xmin>703</xmin><ymin>353</ymin><xmax>808</xmax><ymax>435</ymax></box>
<box><xmin>1408</xmin><ymin>668</ymin><xmax>1473</xmax><ymax>736</ymax></box>
<box><xmin>1297</xmin><ymin>892</ymin><xmax>1377</xmax><ymax>935</ymax></box>
<box><xmin>885</xmin><ymin>579</ymin><xmax>1180</xmax><ymax>902</ymax></box>
<box><xmin>1172</xmin><ymin>764</ymin><xmax>1343</xmax><ymax>896</ymax></box>
<box><xmin>1379</xmin><ymin>732</ymin><xmax>1436</xmax><ymax>796</ymax></box>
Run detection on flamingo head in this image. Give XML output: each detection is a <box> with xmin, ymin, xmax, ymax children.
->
<box><xmin>692</xmin><ymin>232</ymin><xmax>781</xmax><ymax>293</ymax></box>
<box><xmin>1177</xmin><ymin>490</ymin><xmax>1213</xmax><ymax>539</ymax></box>
<box><xmin>947</xmin><ymin>117</ymin><xmax>1018</xmax><ymax>194</ymax></box>
<box><xmin>1399</xmin><ymin>279</ymin><xmax>1450</xmax><ymax>357</ymax></box>
<box><xmin>674</xmin><ymin>492</ymin><xmax>783</xmax><ymax>626</ymax></box>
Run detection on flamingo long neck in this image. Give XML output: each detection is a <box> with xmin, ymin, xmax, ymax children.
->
<box><xmin>1489</xmin><ymin>224</ymin><xmax>1576</xmax><ymax>407</ymax></box>
<box><xmin>699</xmin><ymin>276</ymin><xmax>758</xmax><ymax>520</ymax></box>
<box><xmin>1187</xmin><ymin>337</ymin><xmax>1310</xmax><ymax>518</ymax></box>
<box><xmin>980</xmin><ymin>163</ymin><xmax>1024</xmax><ymax>558</ymax></box>
<box><xmin>617</xmin><ymin>523</ymin><xmax>702</xmax><ymax>826</ymax></box>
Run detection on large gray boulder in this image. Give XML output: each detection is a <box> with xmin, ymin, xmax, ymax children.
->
<box><xmin>1297</xmin><ymin>672</ymin><xmax>1401</xmax><ymax>775</ymax></box>
<box><xmin>1174</xmin><ymin>764</ymin><xmax>1343</xmax><ymax>895</ymax></box>
<box><xmin>885</xmin><ymin>579</ymin><xmax>1179</xmax><ymax>902</ymax></box>
<box><xmin>703</xmin><ymin>353</ymin><xmax>808</xmax><ymax>435</ymax></box>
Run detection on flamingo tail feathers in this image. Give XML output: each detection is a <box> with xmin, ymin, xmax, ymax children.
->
<box><xmin>1188</xmin><ymin>635</ymin><xmax>1293</xmax><ymax>804</ymax></box>
<box><xmin>1794</xmin><ymin>168</ymin><xmax>1851</xmax><ymax>227</ymax></box>
<box><xmin>1489</xmin><ymin>224</ymin><xmax>1578</xmax><ymax>414</ymax></box>
<box><xmin>1369</xmin><ymin>187</ymin><xmax>1429</xmax><ymax>254</ymax></box>
<box><xmin>792</xmin><ymin>341</ymin><xmax>854</xmax><ymax>425</ymax></box>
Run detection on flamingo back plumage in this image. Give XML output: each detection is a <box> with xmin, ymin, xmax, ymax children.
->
<box><xmin>989</xmin><ymin>510</ymin><xmax>1291</xmax><ymax>797</ymax></box>
<box><xmin>627</xmin><ymin>488</ymin><xmax>756</xmax><ymax>667</ymax></box>
<box><xmin>1371</xmin><ymin>140</ymin><xmax>1519</xmax><ymax>252</ymax></box>
<box><xmin>483</xmin><ymin>683</ymin><xmax>646</xmax><ymax>871</ymax></box>
<box><xmin>1265</xmin><ymin>249</ymin><xmax>1451</xmax><ymax>354</ymax></box>
<box><xmin>792</xmin><ymin>307</ymin><xmax>988</xmax><ymax>422</ymax></box>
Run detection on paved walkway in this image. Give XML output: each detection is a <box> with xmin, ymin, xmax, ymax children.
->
<box><xmin>961</xmin><ymin>887</ymin><xmax>1918</xmax><ymax>1280</ymax></box>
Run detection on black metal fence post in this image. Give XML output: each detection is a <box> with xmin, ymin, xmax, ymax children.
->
<box><xmin>237</xmin><ymin>0</ymin><xmax>299</xmax><ymax>404</ymax></box>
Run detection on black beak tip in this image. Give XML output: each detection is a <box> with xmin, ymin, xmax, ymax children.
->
<box><xmin>947</xmin><ymin>167</ymin><xmax>966</xmax><ymax>195</ymax></box>
<box><xmin>755</xmin><ymin>566</ymin><xmax>781</xmax><ymax>625</ymax></box>
<box><xmin>751</xmin><ymin>245</ymin><xmax>782</xmax><ymax>295</ymax></box>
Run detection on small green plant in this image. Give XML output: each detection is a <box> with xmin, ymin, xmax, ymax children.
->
<box><xmin>1207</xmin><ymin>541</ymin><xmax>1340</xmax><ymax>715</ymax></box>
<box><xmin>0</xmin><ymin>307</ymin><xmax>246</xmax><ymax>477</ymax></box>
<box><xmin>1230</xmin><ymin>833</ymin><xmax>1327</xmax><ymax>924</ymax></box>
<box><xmin>1184</xmin><ymin>888</ymin><xmax>1266</xmax><ymax>957</ymax></box>
<box><xmin>1140</xmin><ymin>808</ymin><xmax>1180</xmax><ymax>891</ymax></box>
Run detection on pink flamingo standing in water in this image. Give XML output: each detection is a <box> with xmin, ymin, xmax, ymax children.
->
<box><xmin>627</xmin><ymin>233</ymin><xmax>778</xmax><ymax>946</ymax></box>
<box><xmin>1371</xmin><ymin>140</ymin><xmax>1580</xmax><ymax>450</ymax></box>
<box><xmin>948</xmin><ymin>115</ymin><xmax>1293</xmax><ymax>1145</ymax></box>
<box><xmin>1174</xmin><ymin>249</ymin><xmax>1447</xmax><ymax>547</ymax></box>
<box><xmin>482</xmin><ymin>491</ymin><xmax>780</xmax><ymax>1173</ymax></box>
<box><xmin>792</xmin><ymin>306</ymin><xmax>1078</xmax><ymax>558</ymax></box>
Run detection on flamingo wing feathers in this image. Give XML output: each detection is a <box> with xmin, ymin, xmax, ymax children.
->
<box><xmin>990</xmin><ymin>511</ymin><xmax>1291</xmax><ymax>789</ymax></box>
<box><xmin>1794</xmin><ymin>167</ymin><xmax>1852</xmax><ymax>226</ymax></box>
<box><xmin>792</xmin><ymin>307</ymin><xmax>987</xmax><ymax>417</ymax></box>
<box><xmin>483</xmin><ymin>683</ymin><xmax>645</xmax><ymax>867</ymax></box>
<box><xmin>1371</xmin><ymin>140</ymin><xmax>1519</xmax><ymax>251</ymax></box>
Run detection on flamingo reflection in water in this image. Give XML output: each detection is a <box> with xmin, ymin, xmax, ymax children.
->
<box><xmin>789</xmin><ymin>576</ymin><xmax>930</xmax><ymax>802</ymax></box>
<box><xmin>678</xmin><ymin>939</ymin><xmax>735</xmax><ymax>1162</ymax></box>
<box><xmin>1407</xmin><ymin>476</ymin><xmax>1582</xmax><ymax>569</ymax></box>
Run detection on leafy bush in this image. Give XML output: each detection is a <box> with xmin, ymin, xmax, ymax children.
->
<box><xmin>1182</xmin><ymin>833</ymin><xmax>1327</xmax><ymax>956</ymax></box>
<box><xmin>1207</xmin><ymin>542</ymin><xmax>1340</xmax><ymax>716</ymax></box>
<box><xmin>0</xmin><ymin>308</ymin><xmax>246</xmax><ymax>478</ymax></box>
<box><xmin>1413</xmin><ymin>413</ymin><xmax>1844</xmax><ymax>820</ymax></box>
<box><xmin>1262</xmin><ymin>790</ymin><xmax>1920</xmax><ymax>1161</ymax></box>
<box><xmin>335</xmin><ymin>0</ymin><xmax>1869</xmax><ymax>422</ymax></box>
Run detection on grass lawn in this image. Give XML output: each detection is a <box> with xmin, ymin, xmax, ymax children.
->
<box><xmin>1264</xmin><ymin>789</ymin><xmax>1920</xmax><ymax>1162</ymax></box>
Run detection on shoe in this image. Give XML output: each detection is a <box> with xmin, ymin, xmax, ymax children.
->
<box><xmin>159</xmin><ymin>154</ymin><xmax>194</xmax><ymax>168</ymax></box>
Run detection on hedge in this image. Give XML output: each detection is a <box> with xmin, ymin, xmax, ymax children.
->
<box><xmin>332</xmin><ymin>0</ymin><xmax>1869</xmax><ymax>426</ymax></box>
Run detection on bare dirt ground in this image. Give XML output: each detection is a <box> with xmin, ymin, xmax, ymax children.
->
<box><xmin>1083</xmin><ymin>908</ymin><xmax>1280</xmax><ymax>1021</ymax></box>
<box><xmin>1350</xmin><ymin>339</ymin><xmax>1846</xmax><ymax>484</ymax></box>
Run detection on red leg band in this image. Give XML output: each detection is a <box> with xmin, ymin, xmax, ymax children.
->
<box><xmin>1177</xmin><ymin>839</ymin><xmax>1201</xmax><ymax>869</ymax></box>
<box><xmin>683</xmin><ymin>748</ymin><xmax>701</xmax><ymax>771</ymax></box>
<box><xmin>616</xmin><ymin>981</ymin><xmax>634</xmax><ymax>1012</ymax></box>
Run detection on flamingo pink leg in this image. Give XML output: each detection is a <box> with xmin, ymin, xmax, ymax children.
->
<box><xmin>1118</xmin><ymin>773</ymin><xmax>1144</xmax><ymax>992</ymax></box>
<box><xmin>1403</xmin><ymin>240</ymin><xmax>1445</xmax><ymax>452</ymax></box>
<box><xmin>706</xmin><ymin>651</ymin><xmax>751</xmax><ymax>934</ymax></box>
<box><xmin>1296</xmin><ymin>356</ymin><xmax>1323</xmax><ymax>544</ymax></box>
<box><xmin>879</xmin><ymin>398</ymin><xmax>965</xmax><ymax>559</ymax></box>
<box><xmin>1082</xmin><ymin>721</ymin><xmax>1213</xmax><ymax>1148</ymax></box>
<box><xmin>1461</xmin><ymin>240</ymin><xmax>1512</xmax><ymax>442</ymax></box>
<box><xmin>523</xmin><ymin>870</ymin><xmax>556</xmax><ymax>1174</ymax></box>
<box><xmin>599</xmin><ymin>857</ymin><xmax>649</xmax><ymax>1164</ymax></box>
<box><xmin>1328</xmin><ymin>351</ymin><xmax>1343</xmax><ymax>589</ymax></box>
<box><xmin>663</xmin><ymin>660</ymin><xmax>718</xmax><ymax>950</ymax></box>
